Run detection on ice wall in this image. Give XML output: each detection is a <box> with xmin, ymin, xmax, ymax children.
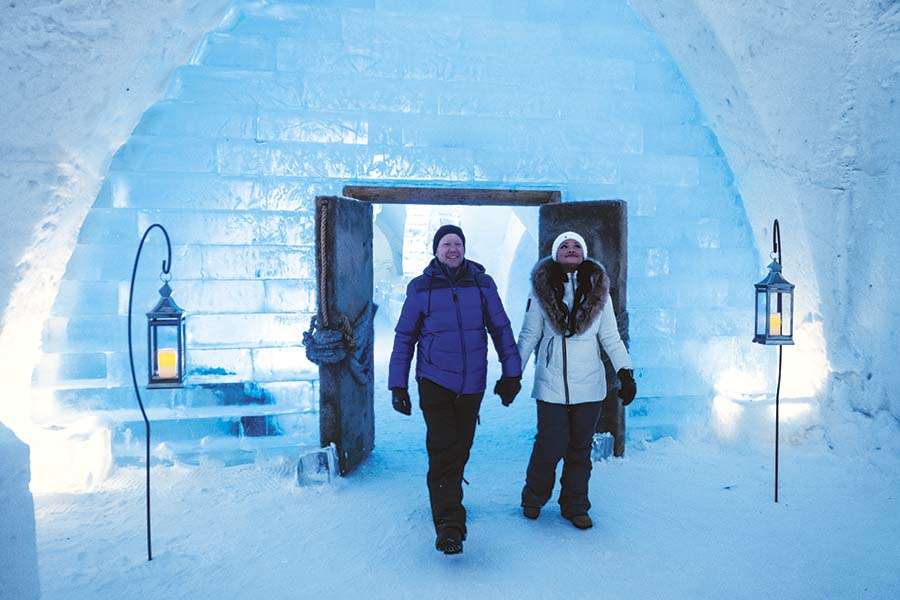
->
<box><xmin>0</xmin><ymin>1</ymin><xmax>233</xmax><ymax>445</ymax></box>
<box><xmin>631</xmin><ymin>0</ymin><xmax>900</xmax><ymax>426</ymax></box>
<box><xmin>0</xmin><ymin>423</ymin><xmax>41</xmax><ymax>600</ymax></box>
<box><xmin>22</xmin><ymin>0</ymin><xmax>762</xmax><ymax>468</ymax></box>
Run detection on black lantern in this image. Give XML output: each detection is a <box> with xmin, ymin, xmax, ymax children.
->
<box><xmin>146</xmin><ymin>280</ymin><xmax>186</xmax><ymax>388</ymax></box>
<box><xmin>753</xmin><ymin>221</ymin><xmax>794</xmax><ymax>345</ymax></box>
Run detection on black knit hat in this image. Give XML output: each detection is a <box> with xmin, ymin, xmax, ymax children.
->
<box><xmin>432</xmin><ymin>224</ymin><xmax>466</xmax><ymax>255</ymax></box>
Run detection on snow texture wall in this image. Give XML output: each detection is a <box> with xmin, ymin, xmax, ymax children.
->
<box><xmin>631</xmin><ymin>0</ymin><xmax>900</xmax><ymax>428</ymax></box>
<box><xmin>0</xmin><ymin>424</ymin><xmax>41</xmax><ymax>600</ymax></box>
<box><xmin>0</xmin><ymin>1</ymin><xmax>233</xmax><ymax>446</ymax></box>
<box><xmin>27</xmin><ymin>0</ymin><xmax>759</xmax><ymax>464</ymax></box>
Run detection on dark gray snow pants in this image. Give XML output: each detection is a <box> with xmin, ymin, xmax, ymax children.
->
<box><xmin>522</xmin><ymin>399</ymin><xmax>603</xmax><ymax>518</ymax></box>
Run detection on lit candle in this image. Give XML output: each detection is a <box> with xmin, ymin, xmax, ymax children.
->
<box><xmin>769</xmin><ymin>313</ymin><xmax>782</xmax><ymax>335</ymax></box>
<box><xmin>157</xmin><ymin>347</ymin><xmax>178</xmax><ymax>379</ymax></box>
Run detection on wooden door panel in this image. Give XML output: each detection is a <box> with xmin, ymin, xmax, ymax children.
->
<box><xmin>315</xmin><ymin>196</ymin><xmax>374</xmax><ymax>475</ymax></box>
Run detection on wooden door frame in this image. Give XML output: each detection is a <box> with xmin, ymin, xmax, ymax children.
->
<box><xmin>319</xmin><ymin>186</ymin><xmax>634</xmax><ymax>473</ymax></box>
<box><xmin>343</xmin><ymin>185</ymin><xmax>561</xmax><ymax>206</ymax></box>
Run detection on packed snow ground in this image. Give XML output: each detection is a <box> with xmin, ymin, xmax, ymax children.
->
<box><xmin>33</xmin><ymin>360</ymin><xmax>900</xmax><ymax>600</ymax></box>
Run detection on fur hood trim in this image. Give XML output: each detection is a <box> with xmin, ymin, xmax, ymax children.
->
<box><xmin>531</xmin><ymin>257</ymin><xmax>609</xmax><ymax>336</ymax></box>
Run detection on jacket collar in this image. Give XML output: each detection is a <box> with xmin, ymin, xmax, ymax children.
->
<box><xmin>531</xmin><ymin>257</ymin><xmax>609</xmax><ymax>335</ymax></box>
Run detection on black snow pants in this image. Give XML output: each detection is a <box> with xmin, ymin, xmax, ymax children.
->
<box><xmin>417</xmin><ymin>377</ymin><xmax>483</xmax><ymax>538</ymax></box>
<box><xmin>522</xmin><ymin>400</ymin><xmax>603</xmax><ymax>518</ymax></box>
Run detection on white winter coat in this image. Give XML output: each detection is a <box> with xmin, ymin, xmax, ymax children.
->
<box><xmin>516</xmin><ymin>258</ymin><xmax>632</xmax><ymax>405</ymax></box>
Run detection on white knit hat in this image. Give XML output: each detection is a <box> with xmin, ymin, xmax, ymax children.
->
<box><xmin>551</xmin><ymin>231</ymin><xmax>588</xmax><ymax>262</ymax></box>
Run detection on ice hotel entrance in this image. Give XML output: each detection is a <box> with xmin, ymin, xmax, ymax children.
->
<box><xmin>310</xmin><ymin>186</ymin><xmax>629</xmax><ymax>475</ymax></box>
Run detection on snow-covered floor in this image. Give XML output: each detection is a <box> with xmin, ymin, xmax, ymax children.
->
<box><xmin>34</xmin><ymin>364</ymin><xmax>900</xmax><ymax>599</ymax></box>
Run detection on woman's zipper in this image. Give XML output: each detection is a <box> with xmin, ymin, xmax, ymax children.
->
<box><xmin>562</xmin><ymin>273</ymin><xmax>576</xmax><ymax>405</ymax></box>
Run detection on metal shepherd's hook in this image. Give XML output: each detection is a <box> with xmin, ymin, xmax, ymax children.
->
<box><xmin>127</xmin><ymin>223</ymin><xmax>173</xmax><ymax>561</ymax></box>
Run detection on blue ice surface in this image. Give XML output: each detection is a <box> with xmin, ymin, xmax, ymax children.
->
<box><xmin>40</xmin><ymin>0</ymin><xmax>759</xmax><ymax>464</ymax></box>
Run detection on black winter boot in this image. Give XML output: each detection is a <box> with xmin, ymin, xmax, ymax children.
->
<box><xmin>435</xmin><ymin>528</ymin><xmax>463</xmax><ymax>555</ymax></box>
<box><xmin>567</xmin><ymin>514</ymin><xmax>593</xmax><ymax>530</ymax></box>
<box><xmin>523</xmin><ymin>506</ymin><xmax>540</xmax><ymax>520</ymax></box>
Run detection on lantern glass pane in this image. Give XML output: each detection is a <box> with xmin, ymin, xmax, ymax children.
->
<box><xmin>756</xmin><ymin>290</ymin><xmax>767</xmax><ymax>335</ymax></box>
<box><xmin>768</xmin><ymin>292</ymin><xmax>784</xmax><ymax>335</ymax></box>
<box><xmin>153</xmin><ymin>323</ymin><xmax>180</xmax><ymax>380</ymax></box>
<box><xmin>782</xmin><ymin>292</ymin><xmax>793</xmax><ymax>336</ymax></box>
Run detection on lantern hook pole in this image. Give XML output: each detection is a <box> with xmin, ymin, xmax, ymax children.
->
<box><xmin>127</xmin><ymin>223</ymin><xmax>172</xmax><ymax>562</ymax></box>
<box><xmin>772</xmin><ymin>219</ymin><xmax>782</xmax><ymax>264</ymax></box>
<box><xmin>772</xmin><ymin>218</ymin><xmax>783</xmax><ymax>502</ymax></box>
<box><xmin>775</xmin><ymin>345</ymin><xmax>782</xmax><ymax>502</ymax></box>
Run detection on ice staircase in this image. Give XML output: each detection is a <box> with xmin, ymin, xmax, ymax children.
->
<box><xmin>32</xmin><ymin>381</ymin><xmax>320</xmax><ymax>466</ymax></box>
<box><xmin>32</xmin><ymin>347</ymin><xmax>321</xmax><ymax>466</ymax></box>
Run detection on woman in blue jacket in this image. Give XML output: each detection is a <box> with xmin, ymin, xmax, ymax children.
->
<box><xmin>389</xmin><ymin>224</ymin><xmax>522</xmax><ymax>555</ymax></box>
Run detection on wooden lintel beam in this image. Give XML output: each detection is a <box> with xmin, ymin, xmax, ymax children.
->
<box><xmin>342</xmin><ymin>186</ymin><xmax>561</xmax><ymax>206</ymax></box>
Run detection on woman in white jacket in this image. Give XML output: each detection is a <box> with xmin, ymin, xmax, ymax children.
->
<box><xmin>517</xmin><ymin>231</ymin><xmax>636</xmax><ymax>529</ymax></box>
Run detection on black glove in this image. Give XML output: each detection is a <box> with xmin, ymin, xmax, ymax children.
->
<box><xmin>391</xmin><ymin>388</ymin><xmax>411</xmax><ymax>416</ymax></box>
<box><xmin>617</xmin><ymin>368</ymin><xmax>636</xmax><ymax>406</ymax></box>
<box><xmin>493</xmin><ymin>376</ymin><xmax>522</xmax><ymax>407</ymax></box>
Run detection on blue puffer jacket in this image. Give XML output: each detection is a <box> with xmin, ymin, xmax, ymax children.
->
<box><xmin>389</xmin><ymin>259</ymin><xmax>522</xmax><ymax>395</ymax></box>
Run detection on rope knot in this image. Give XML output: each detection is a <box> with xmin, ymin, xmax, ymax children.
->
<box><xmin>301</xmin><ymin>302</ymin><xmax>378</xmax><ymax>384</ymax></box>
